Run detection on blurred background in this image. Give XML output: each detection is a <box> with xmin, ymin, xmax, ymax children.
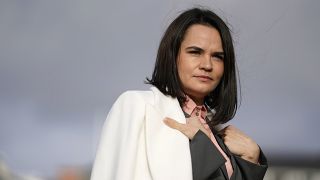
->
<box><xmin>0</xmin><ymin>0</ymin><xmax>319</xmax><ymax>179</ymax></box>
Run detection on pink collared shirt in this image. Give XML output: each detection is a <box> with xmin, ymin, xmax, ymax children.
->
<box><xmin>182</xmin><ymin>96</ymin><xmax>233</xmax><ymax>179</ymax></box>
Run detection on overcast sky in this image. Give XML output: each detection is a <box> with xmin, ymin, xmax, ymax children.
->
<box><xmin>1</xmin><ymin>0</ymin><xmax>320</xmax><ymax>177</ymax></box>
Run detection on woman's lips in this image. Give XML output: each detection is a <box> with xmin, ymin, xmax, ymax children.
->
<box><xmin>194</xmin><ymin>75</ymin><xmax>213</xmax><ymax>81</ymax></box>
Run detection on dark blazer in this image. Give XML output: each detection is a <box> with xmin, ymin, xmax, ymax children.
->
<box><xmin>190</xmin><ymin>131</ymin><xmax>268</xmax><ymax>180</ymax></box>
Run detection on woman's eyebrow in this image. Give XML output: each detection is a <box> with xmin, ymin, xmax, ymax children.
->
<box><xmin>186</xmin><ymin>46</ymin><xmax>224</xmax><ymax>55</ymax></box>
<box><xmin>212</xmin><ymin>51</ymin><xmax>225</xmax><ymax>56</ymax></box>
<box><xmin>185</xmin><ymin>46</ymin><xmax>204</xmax><ymax>52</ymax></box>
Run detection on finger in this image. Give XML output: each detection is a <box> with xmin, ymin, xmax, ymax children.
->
<box><xmin>186</xmin><ymin>117</ymin><xmax>211</xmax><ymax>138</ymax></box>
<box><xmin>218</xmin><ymin>133</ymin><xmax>226</xmax><ymax>140</ymax></box>
<box><xmin>217</xmin><ymin>127</ymin><xmax>226</xmax><ymax>136</ymax></box>
<box><xmin>163</xmin><ymin>117</ymin><xmax>185</xmax><ymax>131</ymax></box>
<box><xmin>187</xmin><ymin>116</ymin><xmax>206</xmax><ymax>128</ymax></box>
<box><xmin>219</xmin><ymin>125</ymin><xmax>234</xmax><ymax>134</ymax></box>
<box><xmin>164</xmin><ymin>117</ymin><xmax>200</xmax><ymax>139</ymax></box>
<box><xmin>217</xmin><ymin>127</ymin><xmax>229</xmax><ymax>139</ymax></box>
<box><xmin>222</xmin><ymin>125</ymin><xmax>232</xmax><ymax>131</ymax></box>
<box><xmin>224</xmin><ymin>125</ymin><xmax>239</xmax><ymax>133</ymax></box>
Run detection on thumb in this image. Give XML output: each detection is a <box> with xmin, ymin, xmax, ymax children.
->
<box><xmin>163</xmin><ymin>117</ymin><xmax>184</xmax><ymax>131</ymax></box>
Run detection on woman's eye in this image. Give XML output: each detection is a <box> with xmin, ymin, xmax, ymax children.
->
<box><xmin>212</xmin><ymin>55</ymin><xmax>224</xmax><ymax>61</ymax></box>
<box><xmin>188</xmin><ymin>51</ymin><xmax>200</xmax><ymax>55</ymax></box>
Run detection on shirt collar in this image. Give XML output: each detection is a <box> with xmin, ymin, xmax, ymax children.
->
<box><xmin>182</xmin><ymin>95</ymin><xmax>207</xmax><ymax>119</ymax></box>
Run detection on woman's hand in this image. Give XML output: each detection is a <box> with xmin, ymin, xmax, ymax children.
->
<box><xmin>163</xmin><ymin>117</ymin><xmax>210</xmax><ymax>140</ymax></box>
<box><xmin>219</xmin><ymin>125</ymin><xmax>260</xmax><ymax>164</ymax></box>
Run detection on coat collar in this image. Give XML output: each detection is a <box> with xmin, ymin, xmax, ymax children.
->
<box><xmin>144</xmin><ymin>87</ymin><xmax>193</xmax><ymax>180</ymax></box>
<box><xmin>149</xmin><ymin>87</ymin><xmax>186</xmax><ymax>123</ymax></box>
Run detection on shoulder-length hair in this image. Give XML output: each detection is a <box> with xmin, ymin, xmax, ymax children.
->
<box><xmin>146</xmin><ymin>7</ymin><xmax>238</xmax><ymax>126</ymax></box>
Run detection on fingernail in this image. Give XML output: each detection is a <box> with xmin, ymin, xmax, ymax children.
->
<box><xmin>163</xmin><ymin>118</ymin><xmax>169</xmax><ymax>124</ymax></box>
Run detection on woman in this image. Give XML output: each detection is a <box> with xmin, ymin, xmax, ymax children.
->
<box><xmin>91</xmin><ymin>8</ymin><xmax>268</xmax><ymax>180</ymax></box>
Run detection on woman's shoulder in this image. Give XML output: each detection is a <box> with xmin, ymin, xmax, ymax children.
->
<box><xmin>115</xmin><ymin>88</ymin><xmax>155</xmax><ymax>105</ymax></box>
<box><xmin>111</xmin><ymin>86</ymin><xmax>170</xmax><ymax>109</ymax></box>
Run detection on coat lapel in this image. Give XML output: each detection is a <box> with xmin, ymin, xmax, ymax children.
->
<box><xmin>145</xmin><ymin>87</ymin><xmax>193</xmax><ymax>180</ymax></box>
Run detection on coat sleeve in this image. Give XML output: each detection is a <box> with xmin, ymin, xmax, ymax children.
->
<box><xmin>190</xmin><ymin>130</ymin><xmax>226</xmax><ymax>180</ymax></box>
<box><xmin>90</xmin><ymin>91</ymin><xmax>146</xmax><ymax>180</ymax></box>
<box><xmin>233</xmin><ymin>147</ymin><xmax>268</xmax><ymax>180</ymax></box>
<box><xmin>190</xmin><ymin>131</ymin><xmax>268</xmax><ymax>180</ymax></box>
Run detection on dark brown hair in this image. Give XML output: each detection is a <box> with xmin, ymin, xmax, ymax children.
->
<box><xmin>146</xmin><ymin>7</ymin><xmax>238</xmax><ymax>126</ymax></box>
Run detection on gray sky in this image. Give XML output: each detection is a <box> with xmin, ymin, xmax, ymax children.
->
<box><xmin>1</xmin><ymin>0</ymin><xmax>320</xmax><ymax>177</ymax></box>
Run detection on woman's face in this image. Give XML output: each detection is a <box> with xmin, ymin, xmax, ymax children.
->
<box><xmin>177</xmin><ymin>24</ymin><xmax>224</xmax><ymax>105</ymax></box>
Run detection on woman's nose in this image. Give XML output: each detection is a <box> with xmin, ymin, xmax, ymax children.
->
<box><xmin>199</xmin><ymin>55</ymin><xmax>212</xmax><ymax>71</ymax></box>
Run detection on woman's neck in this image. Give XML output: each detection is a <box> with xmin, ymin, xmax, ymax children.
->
<box><xmin>188</xmin><ymin>95</ymin><xmax>204</xmax><ymax>106</ymax></box>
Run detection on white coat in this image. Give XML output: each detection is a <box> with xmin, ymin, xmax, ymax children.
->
<box><xmin>91</xmin><ymin>87</ymin><xmax>193</xmax><ymax>180</ymax></box>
